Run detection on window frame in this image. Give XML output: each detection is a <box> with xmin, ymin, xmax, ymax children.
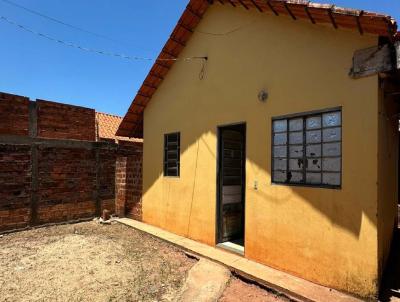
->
<box><xmin>163</xmin><ymin>132</ymin><xmax>181</xmax><ymax>178</ymax></box>
<box><xmin>271</xmin><ymin>107</ymin><xmax>342</xmax><ymax>189</ymax></box>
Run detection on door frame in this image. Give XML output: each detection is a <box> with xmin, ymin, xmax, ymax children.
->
<box><xmin>215</xmin><ymin>122</ymin><xmax>247</xmax><ymax>246</ymax></box>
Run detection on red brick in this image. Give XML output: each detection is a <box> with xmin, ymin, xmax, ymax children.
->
<box><xmin>0</xmin><ymin>92</ymin><xmax>143</xmax><ymax>231</ymax></box>
<box><xmin>116</xmin><ymin>142</ymin><xmax>143</xmax><ymax>221</ymax></box>
<box><xmin>0</xmin><ymin>92</ymin><xmax>29</xmax><ymax>136</ymax></box>
<box><xmin>37</xmin><ymin>99</ymin><xmax>96</xmax><ymax>141</ymax></box>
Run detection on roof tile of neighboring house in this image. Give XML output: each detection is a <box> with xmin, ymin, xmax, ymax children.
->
<box><xmin>96</xmin><ymin>112</ymin><xmax>142</xmax><ymax>142</ymax></box>
<box><xmin>117</xmin><ymin>0</ymin><xmax>398</xmax><ymax>138</ymax></box>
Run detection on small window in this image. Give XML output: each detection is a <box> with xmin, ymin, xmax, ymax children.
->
<box><xmin>164</xmin><ymin>132</ymin><xmax>180</xmax><ymax>177</ymax></box>
<box><xmin>272</xmin><ymin>109</ymin><xmax>342</xmax><ymax>188</ymax></box>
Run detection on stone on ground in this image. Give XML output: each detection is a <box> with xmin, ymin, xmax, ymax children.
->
<box><xmin>178</xmin><ymin>258</ymin><xmax>231</xmax><ymax>302</ymax></box>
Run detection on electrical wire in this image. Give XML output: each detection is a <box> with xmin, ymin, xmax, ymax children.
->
<box><xmin>0</xmin><ymin>15</ymin><xmax>207</xmax><ymax>63</ymax></box>
<box><xmin>199</xmin><ymin>59</ymin><xmax>207</xmax><ymax>80</ymax></box>
<box><xmin>186</xmin><ymin>139</ymin><xmax>200</xmax><ymax>237</ymax></box>
<box><xmin>196</xmin><ymin>21</ymin><xmax>255</xmax><ymax>36</ymax></box>
<box><xmin>0</xmin><ymin>0</ymin><xmax>128</xmax><ymax>46</ymax></box>
<box><xmin>196</xmin><ymin>26</ymin><xmax>246</xmax><ymax>36</ymax></box>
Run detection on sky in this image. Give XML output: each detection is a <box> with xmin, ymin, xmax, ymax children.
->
<box><xmin>0</xmin><ymin>0</ymin><xmax>399</xmax><ymax>116</ymax></box>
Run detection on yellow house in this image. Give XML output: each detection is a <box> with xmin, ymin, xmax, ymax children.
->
<box><xmin>117</xmin><ymin>0</ymin><xmax>400</xmax><ymax>298</ymax></box>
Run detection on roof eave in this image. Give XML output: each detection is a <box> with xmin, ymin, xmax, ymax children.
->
<box><xmin>117</xmin><ymin>0</ymin><xmax>398</xmax><ymax>138</ymax></box>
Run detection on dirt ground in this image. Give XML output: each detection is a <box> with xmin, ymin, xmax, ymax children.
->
<box><xmin>0</xmin><ymin>221</ymin><xmax>195</xmax><ymax>302</ymax></box>
<box><xmin>219</xmin><ymin>278</ymin><xmax>290</xmax><ymax>302</ymax></box>
<box><xmin>0</xmin><ymin>221</ymin><xmax>291</xmax><ymax>302</ymax></box>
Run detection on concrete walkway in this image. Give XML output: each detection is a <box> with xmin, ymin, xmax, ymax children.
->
<box><xmin>117</xmin><ymin>218</ymin><xmax>362</xmax><ymax>302</ymax></box>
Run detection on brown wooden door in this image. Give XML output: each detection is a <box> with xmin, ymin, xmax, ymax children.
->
<box><xmin>218</xmin><ymin>124</ymin><xmax>245</xmax><ymax>243</ymax></box>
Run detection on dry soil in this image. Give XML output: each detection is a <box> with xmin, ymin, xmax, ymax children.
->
<box><xmin>0</xmin><ymin>221</ymin><xmax>195</xmax><ymax>302</ymax></box>
<box><xmin>0</xmin><ymin>221</ymin><xmax>291</xmax><ymax>302</ymax></box>
<box><xmin>219</xmin><ymin>277</ymin><xmax>290</xmax><ymax>302</ymax></box>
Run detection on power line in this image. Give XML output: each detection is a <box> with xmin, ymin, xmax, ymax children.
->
<box><xmin>0</xmin><ymin>15</ymin><xmax>207</xmax><ymax>63</ymax></box>
<box><xmin>0</xmin><ymin>0</ymin><xmax>128</xmax><ymax>47</ymax></box>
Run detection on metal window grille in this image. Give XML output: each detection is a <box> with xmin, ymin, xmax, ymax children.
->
<box><xmin>272</xmin><ymin>109</ymin><xmax>342</xmax><ymax>188</ymax></box>
<box><xmin>164</xmin><ymin>132</ymin><xmax>180</xmax><ymax>177</ymax></box>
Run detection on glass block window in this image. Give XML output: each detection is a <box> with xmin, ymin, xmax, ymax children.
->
<box><xmin>272</xmin><ymin>109</ymin><xmax>342</xmax><ymax>188</ymax></box>
<box><xmin>164</xmin><ymin>132</ymin><xmax>180</xmax><ymax>177</ymax></box>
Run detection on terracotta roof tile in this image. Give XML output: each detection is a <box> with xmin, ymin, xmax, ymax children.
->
<box><xmin>96</xmin><ymin>112</ymin><xmax>142</xmax><ymax>142</ymax></box>
<box><xmin>117</xmin><ymin>0</ymin><xmax>398</xmax><ymax>138</ymax></box>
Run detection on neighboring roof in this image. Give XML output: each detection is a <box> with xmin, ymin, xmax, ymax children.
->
<box><xmin>96</xmin><ymin>112</ymin><xmax>142</xmax><ymax>142</ymax></box>
<box><xmin>117</xmin><ymin>0</ymin><xmax>398</xmax><ymax>138</ymax></box>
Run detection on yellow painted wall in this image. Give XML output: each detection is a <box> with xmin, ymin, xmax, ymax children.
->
<box><xmin>377</xmin><ymin>83</ymin><xmax>399</xmax><ymax>281</ymax></box>
<box><xmin>142</xmin><ymin>4</ymin><xmax>380</xmax><ymax>298</ymax></box>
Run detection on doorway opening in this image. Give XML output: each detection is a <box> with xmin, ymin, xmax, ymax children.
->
<box><xmin>216</xmin><ymin>123</ymin><xmax>246</xmax><ymax>255</ymax></box>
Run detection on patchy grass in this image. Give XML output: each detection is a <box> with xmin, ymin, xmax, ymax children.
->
<box><xmin>0</xmin><ymin>221</ymin><xmax>195</xmax><ymax>302</ymax></box>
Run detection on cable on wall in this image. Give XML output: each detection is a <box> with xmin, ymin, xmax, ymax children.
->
<box><xmin>195</xmin><ymin>21</ymin><xmax>255</xmax><ymax>36</ymax></box>
<box><xmin>186</xmin><ymin>139</ymin><xmax>200</xmax><ymax>237</ymax></box>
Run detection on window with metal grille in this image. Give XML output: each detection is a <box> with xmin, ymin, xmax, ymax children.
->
<box><xmin>164</xmin><ymin>132</ymin><xmax>180</xmax><ymax>177</ymax></box>
<box><xmin>272</xmin><ymin>109</ymin><xmax>342</xmax><ymax>188</ymax></box>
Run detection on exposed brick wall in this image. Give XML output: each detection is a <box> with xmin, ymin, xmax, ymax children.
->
<box><xmin>0</xmin><ymin>92</ymin><xmax>29</xmax><ymax>136</ymax></box>
<box><xmin>116</xmin><ymin>141</ymin><xmax>143</xmax><ymax>221</ymax></box>
<box><xmin>0</xmin><ymin>92</ymin><xmax>143</xmax><ymax>232</ymax></box>
<box><xmin>0</xmin><ymin>141</ymin><xmax>141</xmax><ymax>232</ymax></box>
<box><xmin>98</xmin><ymin>148</ymin><xmax>117</xmax><ymax>213</ymax></box>
<box><xmin>115</xmin><ymin>157</ymin><xmax>128</xmax><ymax>217</ymax></box>
<box><xmin>37</xmin><ymin>147</ymin><xmax>97</xmax><ymax>224</ymax></box>
<box><xmin>0</xmin><ymin>144</ymin><xmax>31</xmax><ymax>231</ymax></box>
<box><xmin>37</xmin><ymin>100</ymin><xmax>95</xmax><ymax>141</ymax></box>
<box><xmin>34</xmin><ymin>145</ymin><xmax>120</xmax><ymax>226</ymax></box>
